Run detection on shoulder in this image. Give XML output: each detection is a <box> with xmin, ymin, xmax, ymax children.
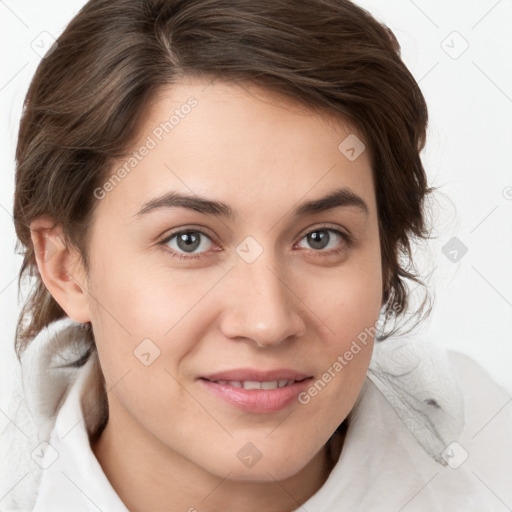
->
<box><xmin>358</xmin><ymin>340</ymin><xmax>512</xmax><ymax>509</ymax></box>
<box><xmin>0</xmin><ymin>319</ymin><xmax>97</xmax><ymax>512</ymax></box>
<box><xmin>445</xmin><ymin>349</ymin><xmax>512</xmax><ymax>498</ymax></box>
<box><xmin>446</xmin><ymin>348</ymin><xmax>512</xmax><ymax>449</ymax></box>
<box><xmin>447</xmin><ymin>348</ymin><xmax>511</xmax><ymax>399</ymax></box>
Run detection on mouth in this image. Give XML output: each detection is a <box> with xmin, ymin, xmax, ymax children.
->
<box><xmin>201</xmin><ymin>368</ymin><xmax>311</xmax><ymax>383</ymax></box>
<box><xmin>198</xmin><ymin>369</ymin><xmax>313</xmax><ymax>413</ymax></box>
<box><xmin>202</xmin><ymin>378</ymin><xmax>305</xmax><ymax>390</ymax></box>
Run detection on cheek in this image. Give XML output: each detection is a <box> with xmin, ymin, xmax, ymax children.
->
<box><xmin>300</xmin><ymin>246</ymin><xmax>382</xmax><ymax>414</ymax></box>
<box><xmin>87</xmin><ymin>245</ymin><xmax>197</xmax><ymax>332</ymax></box>
<box><xmin>86</xmin><ymin>252</ymin><xmax>228</xmax><ymax>384</ymax></box>
<box><xmin>309</xmin><ymin>242</ymin><xmax>383</xmax><ymax>345</ymax></box>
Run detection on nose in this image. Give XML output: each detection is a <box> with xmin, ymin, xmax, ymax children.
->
<box><xmin>219</xmin><ymin>256</ymin><xmax>307</xmax><ymax>348</ymax></box>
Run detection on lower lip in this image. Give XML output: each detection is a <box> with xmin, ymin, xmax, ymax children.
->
<box><xmin>199</xmin><ymin>378</ymin><xmax>312</xmax><ymax>413</ymax></box>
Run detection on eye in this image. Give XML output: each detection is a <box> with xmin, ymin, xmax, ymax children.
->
<box><xmin>159</xmin><ymin>224</ymin><xmax>352</xmax><ymax>261</ymax></box>
<box><xmin>159</xmin><ymin>228</ymin><xmax>216</xmax><ymax>260</ymax></box>
<box><xmin>295</xmin><ymin>226</ymin><xmax>351</xmax><ymax>255</ymax></box>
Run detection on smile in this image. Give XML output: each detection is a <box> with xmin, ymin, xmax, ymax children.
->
<box><xmin>199</xmin><ymin>371</ymin><xmax>313</xmax><ymax>413</ymax></box>
<box><xmin>206</xmin><ymin>379</ymin><xmax>299</xmax><ymax>389</ymax></box>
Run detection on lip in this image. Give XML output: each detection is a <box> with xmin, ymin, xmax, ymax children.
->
<box><xmin>202</xmin><ymin>368</ymin><xmax>310</xmax><ymax>382</ymax></box>
<box><xmin>199</xmin><ymin>368</ymin><xmax>313</xmax><ymax>414</ymax></box>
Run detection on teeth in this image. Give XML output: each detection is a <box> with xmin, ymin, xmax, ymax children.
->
<box><xmin>244</xmin><ymin>380</ymin><xmax>262</xmax><ymax>389</ymax></box>
<box><xmin>260</xmin><ymin>381</ymin><xmax>278</xmax><ymax>390</ymax></box>
<box><xmin>213</xmin><ymin>379</ymin><xmax>296</xmax><ymax>389</ymax></box>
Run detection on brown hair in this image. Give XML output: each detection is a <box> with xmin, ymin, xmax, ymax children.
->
<box><xmin>13</xmin><ymin>0</ymin><xmax>435</xmax><ymax>359</ymax></box>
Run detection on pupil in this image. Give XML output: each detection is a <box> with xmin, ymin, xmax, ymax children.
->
<box><xmin>308</xmin><ymin>230</ymin><xmax>328</xmax><ymax>250</ymax></box>
<box><xmin>178</xmin><ymin>232</ymin><xmax>200</xmax><ymax>252</ymax></box>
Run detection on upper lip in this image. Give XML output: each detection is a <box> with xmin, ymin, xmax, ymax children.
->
<box><xmin>201</xmin><ymin>368</ymin><xmax>312</xmax><ymax>382</ymax></box>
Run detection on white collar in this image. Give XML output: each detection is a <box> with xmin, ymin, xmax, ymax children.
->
<box><xmin>32</xmin><ymin>353</ymin><xmax>128</xmax><ymax>511</ymax></box>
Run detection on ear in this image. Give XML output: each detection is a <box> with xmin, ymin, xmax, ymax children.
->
<box><xmin>30</xmin><ymin>216</ymin><xmax>91</xmax><ymax>323</ymax></box>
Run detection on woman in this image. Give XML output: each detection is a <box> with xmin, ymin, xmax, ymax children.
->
<box><xmin>2</xmin><ymin>0</ymin><xmax>511</xmax><ymax>510</ymax></box>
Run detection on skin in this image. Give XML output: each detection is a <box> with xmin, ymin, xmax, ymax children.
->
<box><xmin>31</xmin><ymin>78</ymin><xmax>384</xmax><ymax>512</ymax></box>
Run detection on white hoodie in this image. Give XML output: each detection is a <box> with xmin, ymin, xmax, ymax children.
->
<box><xmin>1</xmin><ymin>318</ymin><xmax>511</xmax><ymax>511</ymax></box>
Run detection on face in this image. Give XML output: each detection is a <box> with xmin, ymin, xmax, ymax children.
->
<box><xmin>83</xmin><ymin>78</ymin><xmax>383</xmax><ymax>481</ymax></box>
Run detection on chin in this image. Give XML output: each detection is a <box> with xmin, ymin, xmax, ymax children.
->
<box><xmin>201</xmin><ymin>443</ymin><xmax>317</xmax><ymax>483</ymax></box>
<box><xmin>222</xmin><ymin>463</ymin><xmax>307</xmax><ymax>483</ymax></box>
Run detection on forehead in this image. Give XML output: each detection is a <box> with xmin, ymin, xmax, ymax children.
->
<box><xmin>95</xmin><ymin>78</ymin><xmax>376</xmax><ymax>222</ymax></box>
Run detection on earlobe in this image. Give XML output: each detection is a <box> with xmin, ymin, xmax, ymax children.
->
<box><xmin>30</xmin><ymin>217</ymin><xmax>91</xmax><ymax>324</ymax></box>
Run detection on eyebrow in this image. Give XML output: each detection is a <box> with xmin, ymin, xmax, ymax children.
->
<box><xmin>135</xmin><ymin>187</ymin><xmax>369</xmax><ymax>220</ymax></box>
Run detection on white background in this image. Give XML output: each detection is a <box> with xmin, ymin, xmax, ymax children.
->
<box><xmin>1</xmin><ymin>0</ymin><xmax>511</xmax><ymax>411</ymax></box>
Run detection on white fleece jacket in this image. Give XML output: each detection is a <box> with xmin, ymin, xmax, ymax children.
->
<box><xmin>1</xmin><ymin>318</ymin><xmax>511</xmax><ymax>511</ymax></box>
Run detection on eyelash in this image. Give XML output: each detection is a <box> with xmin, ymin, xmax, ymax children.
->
<box><xmin>158</xmin><ymin>224</ymin><xmax>353</xmax><ymax>261</ymax></box>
